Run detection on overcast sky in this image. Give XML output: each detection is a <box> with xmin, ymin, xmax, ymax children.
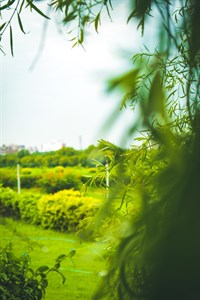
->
<box><xmin>1</xmin><ymin>1</ymin><xmax>144</xmax><ymax>150</ymax></box>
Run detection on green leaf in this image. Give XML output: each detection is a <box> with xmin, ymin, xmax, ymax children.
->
<box><xmin>0</xmin><ymin>22</ymin><xmax>7</xmax><ymax>32</ymax></box>
<box><xmin>63</xmin><ymin>12</ymin><xmax>77</xmax><ymax>23</ymax></box>
<box><xmin>127</xmin><ymin>10</ymin><xmax>136</xmax><ymax>23</ymax></box>
<box><xmin>9</xmin><ymin>25</ymin><xmax>14</xmax><ymax>57</ymax></box>
<box><xmin>36</xmin><ymin>266</ymin><xmax>49</xmax><ymax>273</ymax></box>
<box><xmin>19</xmin><ymin>0</ymin><xmax>25</xmax><ymax>14</ymax></box>
<box><xmin>107</xmin><ymin>69</ymin><xmax>139</xmax><ymax>93</ymax></box>
<box><xmin>26</xmin><ymin>0</ymin><xmax>50</xmax><ymax>19</ymax></box>
<box><xmin>56</xmin><ymin>254</ymin><xmax>67</xmax><ymax>262</ymax></box>
<box><xmin>54</xmin><ymin>262</ymin><xmax>60</xmax><ymax>269</ymax></box>
<box><xmin>28</xmin><ymin>268</ymin><xmax>35</xmax><ymax>276</ymax></box>
<box><xmin>79</xmin><ymin>28</ymin><xmax>84</xmax><ymax>44</ymax></box>
<box><xmin>17</xmin><ymin>13</ymin><xmax>26</xmax><ymax>34</ymax></box>
<box><xmin>148</xmin><ymin>71</ymin><xmax>165</xmax><ymax>118</ymax></box>
<box><xmin>0</xmin><ymin>273</ymin><xmax>8</xmax><ymax>281</ymax></box>
<box><xmin>72</xmin><ymin>41</ymin><xmax>78</xmax><ymax>48</ymax></box>
<box><xmin>94</xmin><ymin>12</ymin><xmax>100</xmax><ymax>33</ymax></box>
<box><xmin>0</xmin><ymin>0</ymin><xmax>15</xmax><ymax>11</ymax></box>
<box><xmin>41</xmin><ymin>278</ymin><xmax>48</xmax><ymax>289</ymax></box>
<box><xmin>68</xmin><ymin>249</ymin><xmax>76</xmax><ymax>258</ymax></box>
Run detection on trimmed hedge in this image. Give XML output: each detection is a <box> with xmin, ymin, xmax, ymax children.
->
<box><xmin>38</xmin><ymin>190</ymin><xmax>99</xmax><ymax>232</ymax></box>
<box><xmin>0</xmin><ymin>187</ymin><xmax>100</xmax><ymax>232</ymax></box>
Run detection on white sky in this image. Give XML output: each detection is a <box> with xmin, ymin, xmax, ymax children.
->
<box><xmin>0</xmin><ymin>1</ymin><xmax>145</xmax><ymax>150</ymax></box>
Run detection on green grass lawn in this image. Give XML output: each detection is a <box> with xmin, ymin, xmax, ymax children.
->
<box><xmin>0</xmin><ymin>218</ymin><xmax>108</xmax><ymax>300</ymax></box>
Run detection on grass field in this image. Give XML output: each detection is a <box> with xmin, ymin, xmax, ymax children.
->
<box><xmin>0</xmin><ymin>218</ymin><xmax>108</xmax><ymax>300</ymax></box>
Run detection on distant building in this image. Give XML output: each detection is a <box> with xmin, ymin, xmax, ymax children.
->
<box><xmin>0</xmin><ymin>144</ymin><xmax>25</xmax><ymax>155</ymax></box>
<box><xmin>40</xmin><ymin>140</ymin><xmax>64</xmax><ymax>152</ymax></box>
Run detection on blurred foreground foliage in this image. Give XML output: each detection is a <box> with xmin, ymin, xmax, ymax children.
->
<box><xmin>1</xmin><ymin>0</ymin><xmax>200</xmax><ymax>299</ymax></box>
<box><xmin>0</xmin><ymin>239</ymin><xmax>74</xmax><ymax>300</ymax></box>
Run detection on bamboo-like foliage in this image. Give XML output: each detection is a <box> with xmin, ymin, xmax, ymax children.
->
<box><xmin>1</xmin><ymin>0</ymin><xmax>200</xmax><ymax>299</ymax></box>
<box><xmin>92</xmin><ymin>1</ymin><xmax>200</xmax><ymax>299</ymax></box>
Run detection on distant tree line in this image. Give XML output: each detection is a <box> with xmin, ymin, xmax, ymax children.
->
<box><xmin>0</xmin><ymin>144</ymin><xmax>106</xmax><ymax>168</ymax></box>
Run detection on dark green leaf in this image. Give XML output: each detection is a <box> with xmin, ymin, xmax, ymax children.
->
<box><xmin>56</xmin><ymin>254</ymin><xmax>67</xmax><ymax>262</ymax></box>
<box><xmin>41</xmin><ymin>278</ymin><xmax>48</xmax><ymax>288</ymax></box>
<box><xmin>0</xmin><ymin>22</ymin><xmax>7</xmax><ymax>32</ymax></box>
<box><xmin>19</xmin><ymin>0</ymin><xmax>25</xmax><ymax>14</ymax></box>
<box><xmin>36</xmin><ymin>266</ymin><xmax>49</xmax><ymax>273</ymax></box>
<box><xmin>0</xmin><ymin>0</ymin><xmax>15</xmax><ymax>11</ymax></box>
<box><xmin>17</xmin><ymin>13</ymin><xmax>26</xmax><ymax>34</ymax></box>
<box><xmin>68</xmin><ymin>249</ymin><xmax>76</xmax><ymax>258</ymax></box>
<box><xmin>9</xmin><ymin>25</ymin><xmax>14</xmax><ymax>56</ymax></box>
<box><xmin>63</xmin><ymin>12</ymin><xmax>77</xmax><ymax>23</ymax></box>
<box><xmin>28</xmin><ymin>268</ymin><xmax>35</xmax><ymax>276</ymax></box>
<box><xmin>26</xmin><ymin>0</ymin><xmax>50</xmax><ymax>19</ymax></box>
<box><xmin>54</xmin><ymin>262</ymin><xmax>60</xmax><ymax>269</ymax></box>
<box><xmin>127</xmin><ymin>10</ymin><xmax>136</xmax><ymax>23</ymax></box>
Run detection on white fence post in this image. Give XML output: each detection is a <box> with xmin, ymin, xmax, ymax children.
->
<box><xmin>17</xmin><ymin>163</ymin><xmax>21</xmax><ymax>194</ymax></box>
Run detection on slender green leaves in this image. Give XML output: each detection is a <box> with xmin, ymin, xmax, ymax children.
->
<box><xmin>26</xmin><ymin>0</ymin><xmax>50</xmax><ymax>19</ymax></box>
<box><xmin>0</xmin><ymin>0</ymin><xmax>15</xmax><ymax>11</ymax></box>
<box><xmin>148</xmin><ymin>71</ymin><xmax>165</xmax><ymax>118</ymax></box>
<box><xmin>94</xmin><ymin>12</ymin><xmax>100</xmax><ymax>33</ymax></box>
<box><xmin>19</xmin><ymin>0</ymin><xmax>25</xmax><ymax>14</ymax></box>
<box><xmin>17</xmin><ymin>13</ymin><xmax>26</xmax><ymax>34</ymax></box>
<box><xmin>0</xmin><ymin>22</ymin><xmax>7</xmax><ymax>32</ymax></box>
<box><xmin>79</xmin><ymin>28</ymin><xmax>84</xmax><ymax>44</ymax></box>
<box><xmin>9</xmin><ymin>25</ymin><xmax>14</xmax><ymax>56</ymax></box>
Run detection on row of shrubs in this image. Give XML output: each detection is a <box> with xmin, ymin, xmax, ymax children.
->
<box><xmin>0</xmin><ymin>166</ymin><xmax>95</xmax><ymax>193</ymax></box>
<box><xmin>0</xmin><ymin>187</ymin><xmax>100</xmax><ymax>232</ymax></box>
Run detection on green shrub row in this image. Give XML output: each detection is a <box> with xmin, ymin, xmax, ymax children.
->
<box><xmin>0</xmin><ymin>145</ymin><xmax>106</xmax><ymax>168</ymax></box>
<box><xmin>0</xmin><ymin>187</ymin><xmax>100</xmax><ymax>232</ymax></box>
<box><xmin>0</xmin><ymin>167</ymin><xmax>92</xmax><ymax>193</ymax></box>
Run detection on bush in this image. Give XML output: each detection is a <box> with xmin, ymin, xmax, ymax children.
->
<box><xmin>0</xmin><ymin>242</ymin><xmax>69</xmax><ymax>300</ymax></box>
<box><xmin>18</xmin><ymin>193</ymin><xmax>41</xmax><ymax>225</ymax></box>
<box><xmin>21</xmin><ymin>173</ymin><xmax>38</xmax><ymax>189</ymax></box>
<box><xmin>0</xmin><ymin>187</ymin><xmax>41</xmax><ymax>223</ymax></box>
<box><xmin>0</xmin><ymin>169</ymin><xmax>16</xmax><ymax>189</ymax></box>
<box><xmin>37</xmin><ymin>190</ymin><xmax>100</xmax><ymax>232</ymax></box>
<box><xmin>0</xmin><ymin>187</ymin><xmax>20</xmax><ymax>219</ymax></box>
<box><xmin>37</xmin><ymin>170</ymin><xmax>82</xmax><ymax>193</ymax></box>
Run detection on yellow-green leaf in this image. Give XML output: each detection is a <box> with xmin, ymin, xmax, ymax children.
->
<box><xmin>79</xmin><ymin>28</ymin><xmax>84</xmax><ymax>44</ymax></box>
<box><xmin>148</xmin><ymin>71</ymin><xmax>165</xmax><ymax>117</ymax></box>
<box><xmin>94</xmin><ymin>12</ymin><xmax>100</xmax><ymax>33</ymax></box>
